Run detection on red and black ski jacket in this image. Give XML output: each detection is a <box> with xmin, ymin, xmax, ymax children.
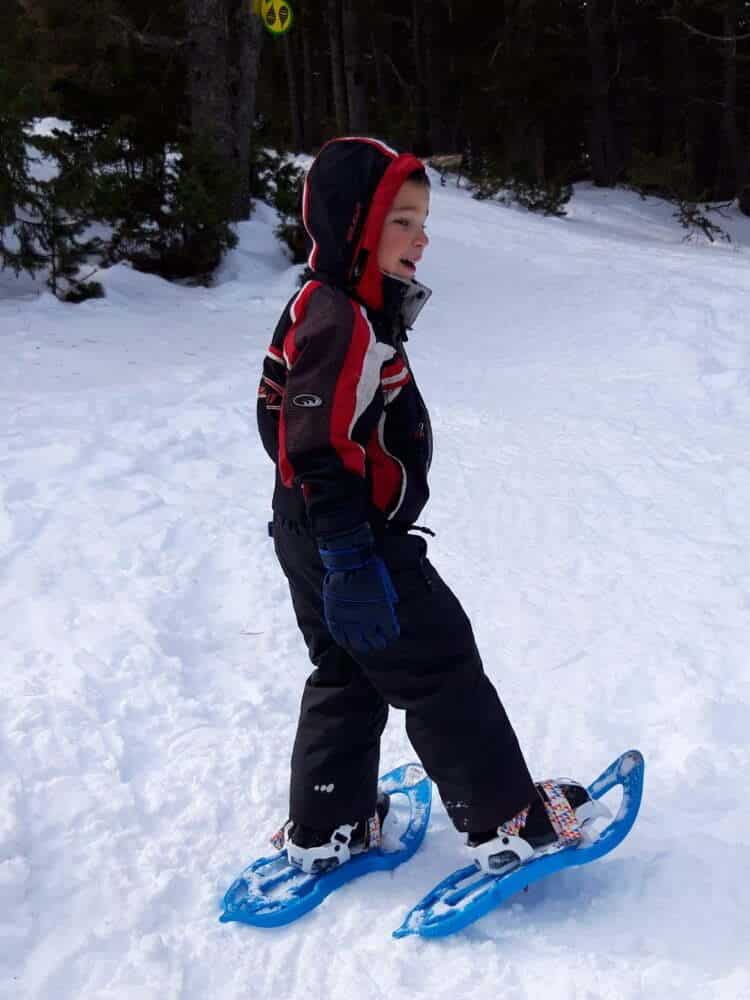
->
<box><xmin>257</xmin><ymin>137</ymin><xmax>434</xmax><ymax>540</ymax></box>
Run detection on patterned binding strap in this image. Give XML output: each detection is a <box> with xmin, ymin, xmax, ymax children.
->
<box><xmin>499</xmin><ymin>804</ymin><xmax>531</xmax><ymax>838</ymax></box>
<box><xmin>365</xmin><ymin>811</ymin><xmax>382</xmax><ymax>850</ymax></box>
<box><xmin>537</xmin><ymin>781</ymin><xmax>584</xmax><ymax>847</ymax></box>
<box><xmin>270</xmin><ymin>823</ymin><xmax>288</xmax><ymax>852</ymax></box>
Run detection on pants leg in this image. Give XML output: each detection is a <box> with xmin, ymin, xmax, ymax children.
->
<box><xmin>361</xmin><ymin>531</ymin><xmax>537</xmax><ymax>833</ymax></box>
<box><xmin>274</xmin><ymin>518</ymin><xmax>388</xmax><ymax>828</ymax></box>
<box><xmin>274</xmin><ymin>516</ymin><xmax>536</xmax><ymax>834</ymax></box>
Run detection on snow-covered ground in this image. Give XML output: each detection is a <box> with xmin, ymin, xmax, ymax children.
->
<box><xmin>2</xmin><ymin>176</ymin><xmax>749</xmax><ymax>1000</ymax></box>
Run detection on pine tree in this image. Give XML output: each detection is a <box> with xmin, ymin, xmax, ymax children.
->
<box><xmin>0</xmin><ymin>2</ymin><xmax>46</xmax><ymax>278</ymax></box>
<box><xmin>0</xmin><ymin>90</ymin><xmax>41</xmax><ymax>276</ymax></box>
<box><xmin>22</xmin><ymin>128</ymin><xmax>104</xmax><ymax>300</ymax></box>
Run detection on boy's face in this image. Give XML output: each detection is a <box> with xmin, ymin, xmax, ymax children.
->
<box><xmin>377</xmin><ymin>179</ymin><xmax>430</xmax><ymax>281</ymax></box>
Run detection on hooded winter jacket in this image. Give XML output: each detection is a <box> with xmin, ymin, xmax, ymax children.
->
<box><xmin>257</xmin><ymin>137</ymin><xmax>434</xmax><ymax>540</ymax></box>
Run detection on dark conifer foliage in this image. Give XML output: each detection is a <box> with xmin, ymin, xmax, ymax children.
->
<box><xmin>18</xmin><ymin>127</ymin><xmax>104</xmax><ymax>300</ymax></box>
<box><xmin>0</xmin><ymin>1</ymin><xmax>42</xmax><ymax>272</ymax></box>
<box><xmin>5</xmin><ymin>0</ymin><xmax>750</xmax><ymax>296</ymax></box>
<box><xmin>261</xmin><ymin>0</ymin><xmax>750</xmax><ymax>207</ymax></box>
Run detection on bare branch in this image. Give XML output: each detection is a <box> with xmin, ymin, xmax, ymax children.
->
<box><xmin>610</xmin><ymin>40</ymin><xmax>623</xmax><ymax>82</ymax></box>
<box><xmin>659</xmin><ymin>14</ymin><xmax>750</xmax><ymax>44</ymax></box>
<box><xmin>381</xmin><ymin>13</ymin><xmax>411</xmax><ymax>28</ymax></box>
<box><xmin>488</xmin><ymin>37</ymin><xmax>503</xmax><ymax>69</ymax></box>
<box><xmin>384</xmin><ymin>53</ymin><xmax>410</xmax><ymax>93</ymax></box>
<box><xmin>108</xmin><ymin>14</ymin><xmax>187</xmax><ymax>50</ymax></box>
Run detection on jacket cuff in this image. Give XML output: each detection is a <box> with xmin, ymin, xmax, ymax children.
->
<box><xmin>308</xmin><ymin>496</ymin><xmax>370</xmax><ymax>540</ymax></box>
<box><xmin>317</xmin><ymin>522</ymin><xmax>374</xmax><ymax>550</ymax></box>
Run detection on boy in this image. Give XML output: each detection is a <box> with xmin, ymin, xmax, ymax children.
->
<box><xmin>257</xmin><ymin>137</ymin><xmax>599</xmax><ymax>876</ymax></box>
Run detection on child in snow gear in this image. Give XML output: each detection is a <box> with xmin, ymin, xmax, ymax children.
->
<box><xmin>257</xmin><ymin>136</ymin><xmax>596</xmax><ymax>876</ymax></box>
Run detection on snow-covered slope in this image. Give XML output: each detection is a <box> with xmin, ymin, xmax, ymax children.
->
<box><xmin>1</xmin><ymin>178</ymin><xmax>749</xmax><ymax>1000</ymax></box>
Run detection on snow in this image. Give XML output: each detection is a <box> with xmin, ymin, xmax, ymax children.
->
<box><xmin>2</xmin><ymin>176</ymin><xmax>750</xmax><ymax>999</ymax></box>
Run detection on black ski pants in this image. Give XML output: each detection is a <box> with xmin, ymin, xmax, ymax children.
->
<box><xmin>272</xmin><ymin>514</ymin><xmax>536</xmax><ymax>834</ymax></box>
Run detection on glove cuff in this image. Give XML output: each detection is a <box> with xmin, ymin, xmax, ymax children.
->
<box><xmin>318</xmin><ymin>523</ymin><xmax>375</xmax><ymax>572</ymax></box>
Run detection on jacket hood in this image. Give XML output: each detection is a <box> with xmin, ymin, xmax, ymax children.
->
<box><xmin>302</xmin><ymin>137</ymin><xmax>431</xmax><ymax>324</ymax></box>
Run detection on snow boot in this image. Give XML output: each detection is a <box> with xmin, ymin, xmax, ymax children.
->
<box><xmin>467</xmin><ymin>780</ymin><xmax>610</xmax><ymax>875</ymax></box>
<box><xmin>276</xmin><ymin>791</ymin><xmax>391</xmax><ymax>875</ymax></box>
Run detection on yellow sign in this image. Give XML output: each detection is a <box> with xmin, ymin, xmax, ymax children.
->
<box><xmin>258</xmin><ymin>0</ymin><xmax>294</xmax><ymax>36</ymax></box>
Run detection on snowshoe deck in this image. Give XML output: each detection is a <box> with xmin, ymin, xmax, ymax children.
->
<box><xmin>220</xmin><ymin>762</ymin><xmax>432</xmax><ymax>928</ymax></box>
<box><xmin>394</xmin><ymin>749</ymin><xmax>644</xmax><ymax>940</ymax></box>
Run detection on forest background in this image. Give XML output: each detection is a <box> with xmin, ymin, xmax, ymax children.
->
<box><xmin>2</xmin><ymin>0</ymin><xmax>750</xmax><ymax>300</ymax></box>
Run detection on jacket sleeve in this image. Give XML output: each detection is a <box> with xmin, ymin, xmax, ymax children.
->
<box><xmin>279</xmin><ymin>287</ymin><xmax>394</xmax><ymax>538</ymax></box>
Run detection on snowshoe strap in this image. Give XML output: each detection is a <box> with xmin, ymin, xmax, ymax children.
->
<box><xmin>538</xmin><ymin>781</ymin><xmax>584</xmax><ymax>847</ymax></box>
<box><xmin>365</xmin><ymin>810</ymin><xmax>382</xmax><ymax>850</ymax></box>
<box><xmin>270</xmin><ymin>823</ymin><xmax>288</xmax><ymax>852</ymax></box>
<box><xmin>499</xmin><ymin>804</ymin><xmax>530</xmax><ymax>837</ymax></box>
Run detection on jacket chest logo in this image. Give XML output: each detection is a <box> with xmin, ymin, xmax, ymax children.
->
<box><xmin>292</xmin><ymin>393</ymin><xmax>323</xmax><ymax>408</ymax></box>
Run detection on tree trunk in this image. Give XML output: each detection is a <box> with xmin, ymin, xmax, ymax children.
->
<box><xmin>661</xmin><ymin>11</ymin><xmax>700</xmax><ymax>198</ymax></box>
<box><xmin>342</xmin><ymin>0</ymin><xmax>368</xmax><ymax>133</ymax></box>
<box><xmin>227</xmin><ymin>0</ymin><xmax>263</xmax><ymax>219</ymax></box>
<box><xmin>717</xmin><ymin>0</ymin><xmax>741</xmax><ymax>199</ymax></box>
<box><xmin>186</xmin><ymin>0</ymin><xmax>264</xmax><ymax>221</ymax></box>
<box><xmin>186</xmin><ymin>0</ymin><xmax>233</xmax><ymax>163</ymax></box>
<box><xmin>301</xmin><ymin>1</ymin><xmax>316</xmax><ymax>148</ymax></box>
<box><xmin>284</xmin><ymin>32</ymin><xmax>305</xmax><ymax>150</ymax></box>
<box><xmin>313</xmin><ymin>47</ymin><xmax>330</xmax><ymax>146</ymax></box>
<box><xmin>423</xmin><ymin>0</ymin><xmax>444</xmax><ymax>152</ymax></box>
<box><xmin>500</xmin><ymin>0</ymin><xmax>544</xmax><ymax>182</ymax></box>
<box><xmin>372</xmin><ymin>28</ymin><xmax>388</xmax><ymax>112</ymax></box>
<box><xmin>326</xmin><ymin>0</ymin><xmax>348</xmax><ymax>134</ymax></box>
<box><xmin>412</xmin><ymin>0</ymin><xmax>430</xmax><ymax>154</ymax></box>
<box><xmin>586</xmin><ymin>0</ymin><xmax>620</xmax><ymax>187</ymax></box>
<box><xmin>247</xmin><ymin>8</ymin><xmax>264</xmax><ymax>151</ymax></box>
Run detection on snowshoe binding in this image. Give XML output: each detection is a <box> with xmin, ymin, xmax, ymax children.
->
<box><xmin>277</xmin><ymin>791</ymin><xmax>391</xmax><ymax>874</ymax></box>
<box><xmin>468</xmin><ymin>780</ymin><xmax>611</xmax><ymax>875</ymax></box>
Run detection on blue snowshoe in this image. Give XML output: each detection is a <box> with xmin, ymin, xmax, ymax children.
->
<box><xmin>394</xmin><ymin>749</ymin><xmax>644</xmax><ymax>939</ymax></box>
<box><xmin>220</xmin><ymin>762</ymin><xmax>432</xmax><ymax>928</ymax></box>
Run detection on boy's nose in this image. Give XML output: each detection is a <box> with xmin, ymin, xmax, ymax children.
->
<box><xmin>415</xmin><ymin>229</ymin><xmax>429</xmax><ymax>248</ymax></box>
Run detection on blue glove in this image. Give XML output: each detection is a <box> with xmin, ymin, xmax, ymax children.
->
<box><xmin>318</xmin><ymin>523</ymin><xmax>400</xmax><ymax>653</ymax></box>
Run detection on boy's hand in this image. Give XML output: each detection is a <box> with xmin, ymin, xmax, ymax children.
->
<box><xmin>317</xmin><ymin>524</ymin><xmax>400</xmax><ymax>653</ymax></box>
